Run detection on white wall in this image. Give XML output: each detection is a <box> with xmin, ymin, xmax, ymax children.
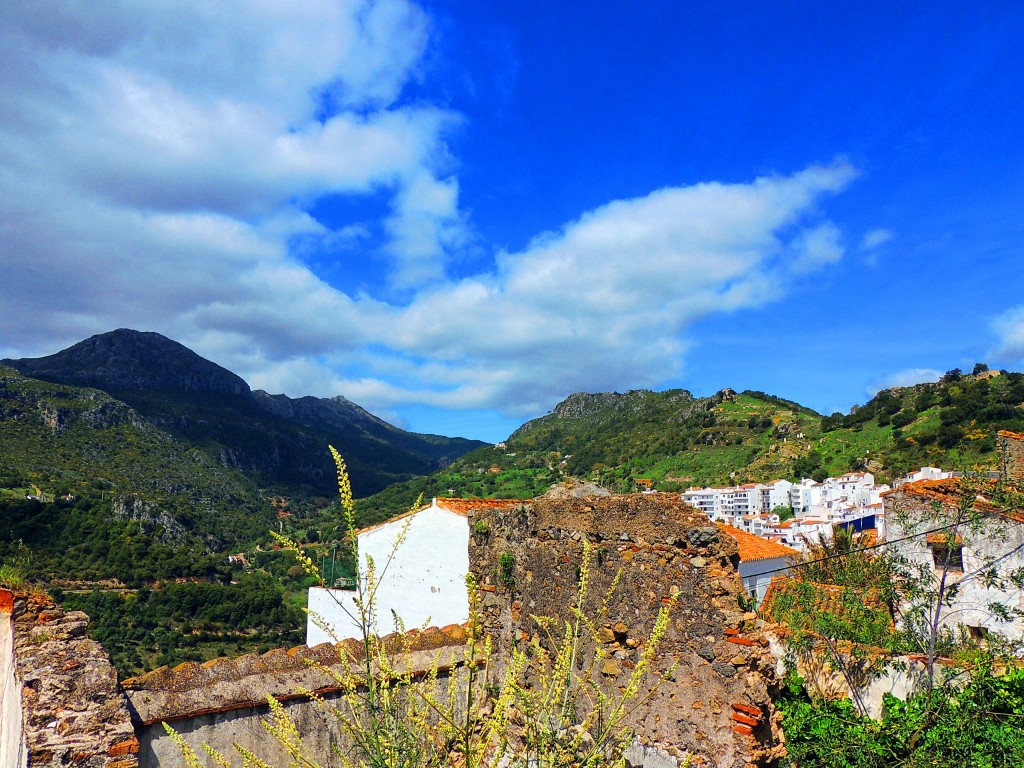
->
<box><xmin>887</xmin><ymin>513</ymin><xmax>1024</xmax><ymax>642</ymax></box>
<box><xmin>739</xmin><ymin>557</ymin><xmax>790</xmax><ymax>606</ymax></box>
<box><xmin>307</xmin><ymin>504</ymin><xmax>470</xmax><ymax>645</ymax></box>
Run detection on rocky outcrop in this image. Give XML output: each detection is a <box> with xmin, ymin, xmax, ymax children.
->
<box><xmin>110</xmin><ymin>497</ymin><xmax>191</xmax><ymax>544</ymax></box>
<box><xmin>1</xmin><ymin>589</ymin><xmax>137</xmax><ymax>768</ymax></box>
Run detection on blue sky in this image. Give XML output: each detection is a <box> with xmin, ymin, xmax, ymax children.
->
<box><xmin>2</xmin><ymin>1</ymin><xmax>1023</xmax><ymax>442</ymax></box>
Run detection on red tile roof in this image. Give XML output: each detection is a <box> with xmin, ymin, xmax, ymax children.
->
<box><xmin>886</xmin><ymin>478</ymin><xmax>1024</xmax><ymax>525</ymax></box>
<box><xmin>717</xmin><ymin>523</ymin><xmax>799</xmax><ymax>563</ymax></box>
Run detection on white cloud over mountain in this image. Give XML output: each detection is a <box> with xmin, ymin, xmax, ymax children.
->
<box><xmin>0</xmin><ymin>1</ymin><xmax>858</xmax><ymax>421</ymax></box>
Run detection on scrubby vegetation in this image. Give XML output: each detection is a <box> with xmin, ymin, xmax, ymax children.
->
<box><xmin>779</xmin><ymin>664</ymin><xmax>1024</xmax><ymax>768</ymax></box>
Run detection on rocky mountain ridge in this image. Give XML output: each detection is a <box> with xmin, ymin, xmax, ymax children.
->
<box><xmin>4</xmin><ymin>329</ymin><xmax>485</xmax><ymax>497</ymax></box>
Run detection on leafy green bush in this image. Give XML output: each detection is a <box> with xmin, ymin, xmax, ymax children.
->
<box><xmin>779</xmin><ymin>665</ymin><xmax>1024</xmax><ymax>767</ymax></box>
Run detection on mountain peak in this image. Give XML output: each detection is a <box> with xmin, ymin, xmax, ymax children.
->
<box><xmin>3</xmin><ymin>328</ymin><xmax>250</xmax><ymax>396</ymax></box>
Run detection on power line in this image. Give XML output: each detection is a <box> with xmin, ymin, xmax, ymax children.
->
<box><xmin>754</xmin><ymin>519</ymin><xmax>966</xmax><ymax>579</ymax></box>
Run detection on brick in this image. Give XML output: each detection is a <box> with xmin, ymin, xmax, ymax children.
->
<box><xmin>732</xmin><ymin>724</ymin><xmax>753</xmax><ymax>736</ymax></box>
<box><xmin>723</xmin><ymin>627</ymin><xmax>740</xmax><ymax>636</ymax></box>
<box><xmin>107</xmin><ymin>738</ymin><xmax>140</xmax><ymax>757</ymax></box>
<box><xmin>731</xmin><ymin>702</ymin><xmax>763</xmax><ymax>719</ymax></box>
<box><xmin>731</xmin><ymin>712</ymin><xmax>759</xmax><ymax>727</ymax></box>
<box><xmin>726</xmin><ymin>636</ymin><xmax>756</xmax><ymax>646</ymax></box>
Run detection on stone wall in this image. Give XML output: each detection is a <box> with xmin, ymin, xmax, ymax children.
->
<box><xmin>125</xmin><ymin>624</ymin><xmax>473</xmax><ymax>768</ymax></box>
<box><xmin>999</xmin><ymin>430</ymin><xmax>1024</xmax><ymax>483</ymax></box>
<box><xmin>0</xmin><ymin>589</ymin><xmax>137</xmax><ymax>768</ymax></box>
<box><xmin>466</xmin><ymin>494</ymin><xmax>783</xmax><ymax>768</ymax></box>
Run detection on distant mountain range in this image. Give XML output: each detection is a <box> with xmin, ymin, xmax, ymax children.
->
<box><xmin>3</xmin><ymin>329</ymin><xmax>485</xmax><ymax>498</ymax></box>
<box><xmin>5</xmin><ymin>328</ymin><xmax>1024</xmax><ymax>554</ymax></box>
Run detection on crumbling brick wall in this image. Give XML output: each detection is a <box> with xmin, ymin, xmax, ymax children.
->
<box><xmin>467</xmin><ymin>493</ymin><xmax>783</xmax><ymax>768</ymax></box>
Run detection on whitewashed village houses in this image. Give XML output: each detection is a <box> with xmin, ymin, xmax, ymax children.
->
<box><xmin>883</xmin><ymin>430</ymin><xmax>1024</xmax><ymax>645</ymax></box>
<box><xmin>684</xmin><ymin>472</ymin><xmax>887</xmax><ymax>551</ymax></box>
<box><xmin>307</xmin><ymin>498</ymin><xmax>519</xmax><ymax>645</ymax></box>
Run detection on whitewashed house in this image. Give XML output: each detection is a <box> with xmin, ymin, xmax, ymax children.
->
<box><xmin>883</xmin><ymin>431</ymin><xmax>1024</xmax><ymax>645</ymax></box>
<box><xmin>306</xmin><ymin>498</ymin><xmax>521</xmax><ymax>646</ymax></box>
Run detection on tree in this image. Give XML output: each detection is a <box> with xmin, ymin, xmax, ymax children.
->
<box><xmin>771</xmin><ymin>504</ymin><xmax>795</xmax><ymax>522</ymax></box>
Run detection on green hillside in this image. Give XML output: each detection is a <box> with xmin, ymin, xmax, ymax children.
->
<box><xmin>5</xmin><ymin>329</ymin><xmax>485</xmax><ymax>498</ymax></box>
<box><xmin>361</xmin><ymin>369</ymin><xmax>1024</xmax><ymax>520</ymax></box>
<box><xmin>0</xmin><ymin>365</ymin><xmax>272</xmax><ymax>576</ymax></box>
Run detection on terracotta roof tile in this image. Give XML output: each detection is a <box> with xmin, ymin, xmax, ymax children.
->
<box><xmin>716</xmin><ymin>523</ymin><xmax>799</xmax><ymax>563</ymax></box>
<box><xmin>887</xmin><ymin>477</ymin><xmax>1024</xmax><ymax>525</ymax></box>
<box><xmin>760</xmin><ymin>576</ymin><xmax>893</xmax><ymax>629</ymax></box>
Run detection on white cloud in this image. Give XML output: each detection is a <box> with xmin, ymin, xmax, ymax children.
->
<box><xmin>867</xmin><ymin>368</ymin><xmax>943</xmax><ymax>395</ymax></box>
<box><xmin>0</xmin><ymin>1</ymin><xmax>859</xmax><ymax>424</ymax></box>
<box><xmin>859</xmin><ymin>228</ymin><xmax>893</xmax><ymax>251</ymax></box>
<box><xmin>991</xmin><ymin>306</ymin><xmax>1024</xmax><ymax>361</ymax></box>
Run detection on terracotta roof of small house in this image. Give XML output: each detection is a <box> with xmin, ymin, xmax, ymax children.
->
<box><xmin>434</xmin><ymin>497</ymin><xmax>528</xmax><ymax>515</ymax></box>
<box><xmin>760</xmin><ymin>576</ymin><xmax>894</xmax><ymax>629</ymax></box>
<box><xmin>716</xmin><ymin>523</ymin><xmax>799</xmax><ymax>563</ymax></box>
<box><xmin>854</xmin><ymin>529</ymin><xmax>879</xmax><ymax>547</ymax></box>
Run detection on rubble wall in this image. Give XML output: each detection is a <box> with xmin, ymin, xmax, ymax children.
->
<box><xmin>999</xmin><ymin>430</ymin><xmax>1024</xmax><ymax>482</ymax></box>
<box><xmin>467</xmin><ymin>494</ymin><xmax>783</xmax><ymax>768</ymax></box>
<box><xmin>0</xmin><ymin>589</ymin><xmax>137</xmax><ymax>768</ymax></box>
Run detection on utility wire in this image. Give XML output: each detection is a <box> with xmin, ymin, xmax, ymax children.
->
<box><xmin>752</xmin><ymin>518</ymin><xmax>967</xmax><ymax>579</ymax></box>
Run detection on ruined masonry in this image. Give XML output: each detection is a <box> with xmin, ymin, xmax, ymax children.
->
<box><xmin>0</xmin><ymin>589</ymin><xmax>137</xmax><ymax>768</ymax></box>
<box><xmin>468</xmin><ymin>493</ymin><xmax>783</xmax><ymax>768</ymax></box>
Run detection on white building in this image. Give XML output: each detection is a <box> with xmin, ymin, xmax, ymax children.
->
<box><xmin>881</xmin><ymin>432</ymin><xmax>1024</xmax><ymax>645</ymax></box>
<box><xmin>307</xmin><ymin>498</ymin><xmax>506</xmax><ymax>646</ymax></box>
<box><xmin>894</xmin><ymin>466</ymin><xmax>954</xmax><ymax>487</ymax></box>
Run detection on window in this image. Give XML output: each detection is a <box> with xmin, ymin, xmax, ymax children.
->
<box><xmin>929</xmin><ymin>542</ymin><xmax>964</xmax><ymax>571</ymax></box>
<box><xmin>966</xmin><ymin>625</ymin><xmax>989</xmax><ymax>643</ymax></box>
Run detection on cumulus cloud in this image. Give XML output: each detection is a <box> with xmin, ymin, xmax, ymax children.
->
<box><xmin>991</xmin><ymin>306</ymin><xmax>1024</xmax><ymax>361</ymax></box>
<box><xmin>0</xmin><ymin>1</ymin><xmax>858</xmax><ymax>422</ymax></box>
<box><xmin>867</xmin><ymin>368</ymin><xmax>943</xmax><ymax>395</ymax></box>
